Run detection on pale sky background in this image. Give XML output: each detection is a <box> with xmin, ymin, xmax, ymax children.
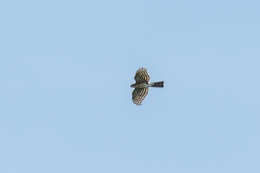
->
<box><xmin>1</xmin><ymin>0</ymin><xmax>260</xmax><ymax>173</ymax></box>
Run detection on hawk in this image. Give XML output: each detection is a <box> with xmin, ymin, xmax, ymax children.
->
<box><xmin>130</xmin><ymin>68</ymin><xmax>164</xmax><ymax>105</ymax></box>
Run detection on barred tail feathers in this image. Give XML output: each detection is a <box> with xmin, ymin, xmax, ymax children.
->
<box><xmin>151</xmin><ymin>81</ymin><xmax>164</xmax><ymax>88</ymax></box>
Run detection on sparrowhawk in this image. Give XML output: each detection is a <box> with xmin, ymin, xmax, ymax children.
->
<box><xmin>130</xmin><ymin>68</ymin><xmax>164</xmax><ymax>105</ymax></box>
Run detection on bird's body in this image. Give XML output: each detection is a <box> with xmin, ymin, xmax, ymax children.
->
<box><xmin>130</xmin><ymin>82</ymin><xmax>150</xmax><ymax>88</ymax></box>
<box><xmin>131</xmin><ymin>68</ymin><xmax>164</xmax><ymax>105</ymax></box>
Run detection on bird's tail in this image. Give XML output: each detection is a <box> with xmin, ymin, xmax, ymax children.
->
<box><xmin>151</xmin><ymin>81</ymin><xmax>164</xmax><ymax>88</ymax></box>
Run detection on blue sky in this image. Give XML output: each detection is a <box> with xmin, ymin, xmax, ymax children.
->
<box><xmin>1</xmin><ymin>0</ymin><xmax>260</xmax><ymax>172</ymax></box>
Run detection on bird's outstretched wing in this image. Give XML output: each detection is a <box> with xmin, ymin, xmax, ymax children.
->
<box><xmin>132</xmin><ymin>88</ymin><xmax>149</xmax><ymax>105</ymax></box>
<box><xmin>134</xmin><ymin>68</ymin><xmax>150</xmax><ymax>83</ymax></box>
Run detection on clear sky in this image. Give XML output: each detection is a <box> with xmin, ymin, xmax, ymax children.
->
<box><xmin>1</xmin><ymin>0</ymin><xmax>260</xmax><ymax>172</ymax></box>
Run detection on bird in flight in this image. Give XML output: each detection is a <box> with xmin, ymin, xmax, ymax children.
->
<box><xmin>130</xmin><ymin>68</ymin><xmax>164</xmax><ymax>105</ymax></box>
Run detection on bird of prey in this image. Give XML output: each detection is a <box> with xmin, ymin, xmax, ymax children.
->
<box><xmin>130</xmin><ymin>68</ymin><xmax>164</xmax><ymax>105</ymax></box>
